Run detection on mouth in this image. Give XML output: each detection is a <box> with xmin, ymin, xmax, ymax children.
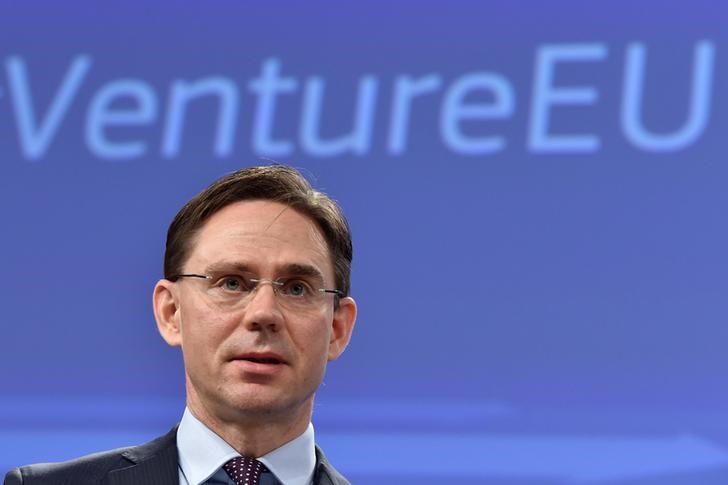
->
<box><xmin>231</xmin><ymin>352</ymin><xmax>288</xmax><ymax>377</ymax></box>
<box><xmin>233</xmin><ymin>352</ymin><xmax>288</xmax><ymax>366</ymax></box>
<box><xmin>241</xmin><ymin>356</ymin><xmax>283</xmax><ymax>365</ymax></box>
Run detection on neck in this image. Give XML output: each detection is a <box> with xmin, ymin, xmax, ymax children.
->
<box><xmin>186</xmin><ymin>394</ymin><xmax>313</xmax><ymax>457</ymax></box>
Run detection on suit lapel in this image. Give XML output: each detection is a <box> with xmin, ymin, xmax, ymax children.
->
<box><xmin>108</xmin><ymin>427</ymin><xmax>179</xmax><ymax>485</ymax></box>
<box><xmin>313</xmin><ymin>446</ymin><xmax>350</xmax><ymax>485</ymax></box>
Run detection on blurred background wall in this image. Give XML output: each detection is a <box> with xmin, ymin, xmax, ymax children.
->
<box><xmin>2</xmin><ymin>2</ymin><xmax>728</xmax><ymax>483</ymax></box>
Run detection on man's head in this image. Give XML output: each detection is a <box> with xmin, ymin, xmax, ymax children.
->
<box><xmin>163</xmin><ymin>165</ymin><xmax>353</xmax><ymax>299</ymax></box>
<box><xmin>152</xmin><ymin>165</ymin><xmax>357</xmax><ymax>437</ymax></box>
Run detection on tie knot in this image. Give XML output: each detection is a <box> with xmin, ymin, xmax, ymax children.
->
<box><xmin>222</xmin><ymin>456</ymin><xmax>267</xmax><ymax>485</ymax></box>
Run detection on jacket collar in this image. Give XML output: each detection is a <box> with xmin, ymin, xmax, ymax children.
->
<box><xmin>104</xmin><ymin>427</ymin><xmax>349</xmax><ymax>485</ymax></box>
<box><xmin>313</xmin><ymin>446</ymin><xmax>350</xmax><ymax>485</ymax></box>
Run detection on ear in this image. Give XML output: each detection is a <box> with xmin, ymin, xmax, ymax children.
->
<box><xmin>327</xmin><ymin>296</ymin><xmax>357</xmax><ymax>361</ymax></box>
<box><xmin>153</xmin><ymin>279</ymin><xmax>182</xmax><ymax>347</ymax></box>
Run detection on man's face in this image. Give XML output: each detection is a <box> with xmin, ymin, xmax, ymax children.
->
<box><xmin>154</xmin><ymin>200</ymin><xmax>356</xmax><ymax>425</ymax></box>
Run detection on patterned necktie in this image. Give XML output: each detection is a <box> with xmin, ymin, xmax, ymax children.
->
<box><xmin>223</xmin><ymin>456</ymin><xmax>268</xmax><ymax>485</ymax></box>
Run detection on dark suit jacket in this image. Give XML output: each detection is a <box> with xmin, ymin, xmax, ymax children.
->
<box><xmin>3</xmin><ymin>427</ymin><xmax>350</xmax><ymax>485</ymax></box>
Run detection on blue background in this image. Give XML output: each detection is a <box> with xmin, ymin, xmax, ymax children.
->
<box><xmin>3</xmin><ymin>2</ymin><xmax>728</xmax><ymax>483</ymax></box>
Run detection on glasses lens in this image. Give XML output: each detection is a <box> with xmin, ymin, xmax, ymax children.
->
<box><xmin>196</xmin><ymin>275</ymin><xmax>327</xmax><ymax>313</ymax></box>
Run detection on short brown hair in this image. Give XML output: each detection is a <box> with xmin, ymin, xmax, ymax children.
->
<box><xmin>164</xmin><ymin>165</ymin><xmax>353</xmax><ymax>296</ymax></box>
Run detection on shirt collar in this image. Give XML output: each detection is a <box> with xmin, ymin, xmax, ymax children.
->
<box><xmin>177</xmin><ymin>407</ymin><xmax>316</xmax><ymax>485</ymax></box>
<box><xmin>257</xmin><ymin>421</ymin><xmax>316</xmax><ymax>485</ymax></box>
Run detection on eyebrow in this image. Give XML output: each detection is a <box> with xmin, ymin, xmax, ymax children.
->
<box><xmin>202</xmin><ymin>261</ymin><xmax>326</xmax><ymax>285</ymax></box>
<box><xmin>203</xmin><ymin>262</ymin><xmax>256</xmax><ymax>275</ymax></box>
<box><xmin>278</xmin><ymin>263</ymin><xmax>326</xmax><ymax>284</ymax></box>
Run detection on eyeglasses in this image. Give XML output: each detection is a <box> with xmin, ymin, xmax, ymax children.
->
<box><xmin>169</xmin><ymin>272</ymin><xmax>344</xmax><ymax>313</ymax></box>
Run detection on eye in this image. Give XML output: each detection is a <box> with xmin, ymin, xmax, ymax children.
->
<box><xmin>282</xmin><ymin>279</ymin><xmax>310</xmax><ymax>297</ymax></box>
<box><xmin>219</xmin><ymin>276</ymin><xmax>247</xmax><ymax>292</ymax></box>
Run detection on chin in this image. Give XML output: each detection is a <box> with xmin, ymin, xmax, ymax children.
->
<box><xmin>225</xmin><ymin>390</ymin><xmax>307</xmax><ymax>419</ymax></box>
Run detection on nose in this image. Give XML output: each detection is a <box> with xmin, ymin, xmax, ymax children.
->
<box><xmin>241</xmin><ymin>281</ymin><xmax>285</xmax><ymax>332</ymax></box>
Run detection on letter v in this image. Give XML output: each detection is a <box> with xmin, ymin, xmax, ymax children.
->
<box><xmin>6</xmin><ymin>55</ymin><xmax>91</xmax><ymax>160</ymax></box>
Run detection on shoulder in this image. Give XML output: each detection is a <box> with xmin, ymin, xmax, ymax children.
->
<box><xmin>313</xmin><ymin>446</ymin><xmax>350</xmax><ymax>485</ymax></box>
<box><xmin>4</xmin><ymin>445</ymin><xmax>137</xmax><ymax>485</ymax></box>
<box><xmin>3</xmin><ymin>427</ymin><xmax>178</xmax><ymax>485</ymax></box>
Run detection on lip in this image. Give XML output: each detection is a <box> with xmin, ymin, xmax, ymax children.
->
<box><xmin>230</xmin><ymin>351</ymin><xmax>288</xmax><ymax>376</ymax></box>
<box><xmin>233</xmin><ymin>351</ymin><xmax>288</xmax><ymax>365</ymax></box>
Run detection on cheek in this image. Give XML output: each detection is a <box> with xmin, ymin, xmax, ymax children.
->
<box><xmin>297</xmin><ymin>318</ymin><xmax>333</xmax><ymax>364</ymax></box>
<box><xmin>178</xmin><ymin>303</ymin><xmax>230</xmax><ymax>357</ymax></box>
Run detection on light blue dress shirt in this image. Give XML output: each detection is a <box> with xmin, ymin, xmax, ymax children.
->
<box><xmin>177</xmin><ymin>407</ymin><xmax>316</xmax><ymax>485</ymax></box>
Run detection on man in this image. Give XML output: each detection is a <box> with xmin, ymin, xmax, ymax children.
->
<box><xmin>4</xmin><ymin>165</ymin><xmax>358</xmax><ymax>485</ymax></box>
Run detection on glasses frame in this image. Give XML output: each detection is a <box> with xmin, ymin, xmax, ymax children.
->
<box><xmin>169</xmin><ymin>273</ymin><xmax>345</xmax><ymax>299</ymax></box>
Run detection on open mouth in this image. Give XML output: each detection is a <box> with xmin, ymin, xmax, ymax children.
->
<box><xmin>233</xmin><ymin>354</ymin><xmax>287</xmax><ymax>375</ymax></box>
<box><xmin>242</xmin><ymin>356</ymin><xmax>282</xmax><ymax>365</ymax></box>
<box><xmin>235</xmin><ymin>352</ymin><xmax>287</xmax><ymax>366</ymax></box>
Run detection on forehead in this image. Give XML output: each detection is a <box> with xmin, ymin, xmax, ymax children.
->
<box><xmin>187</xmin><ymin>200</ymin><xmax>333</xmax><ymax>280</ymax></box>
